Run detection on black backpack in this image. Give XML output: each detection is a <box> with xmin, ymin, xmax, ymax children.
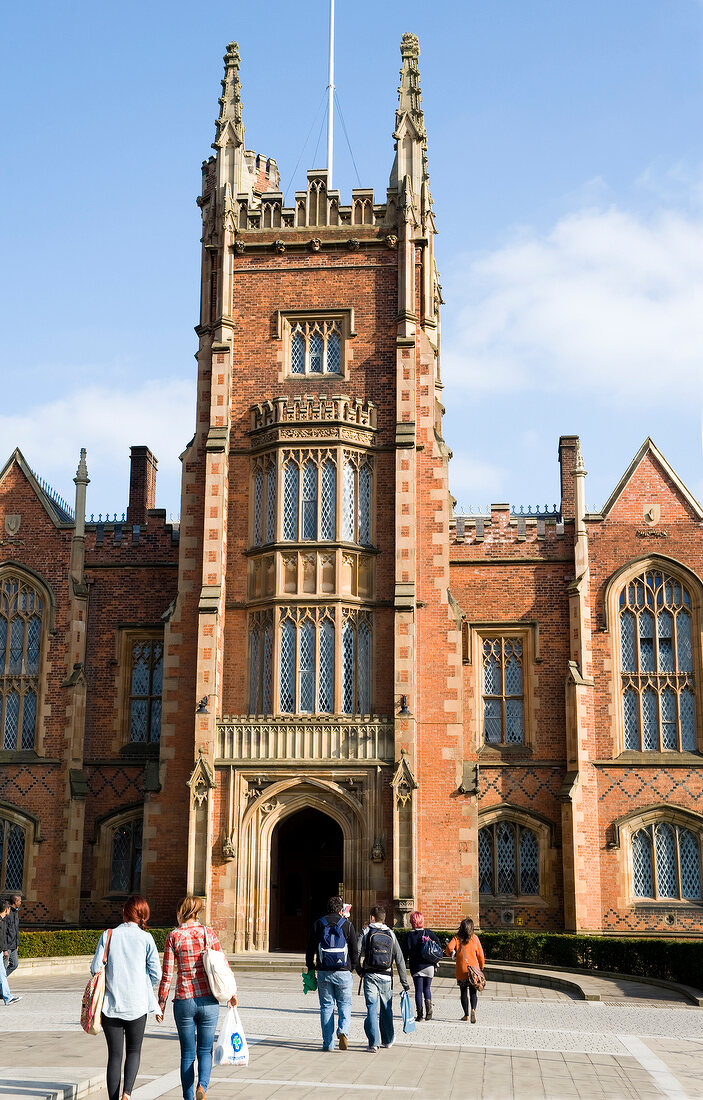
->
<box><xmin>318</xmin><ymin>916</ymin><xmax>348</xmax><ymax>970</ymax></box>
<box><xmin>363</xmin><ymin>926</ymin><xmax>394</xmax><ymax>973</ymax></box>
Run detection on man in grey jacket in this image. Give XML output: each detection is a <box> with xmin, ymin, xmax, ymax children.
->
<box><xmin>4</xmin><ymin>894</ymin><xmax>21</xmax><ymax>978</ymax></box>
<box><xmin>357</xmin><ymin>905</ymin><xmax>409</xmax><ymax>1051</ymax></box>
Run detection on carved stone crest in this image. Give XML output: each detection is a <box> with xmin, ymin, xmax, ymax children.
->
<box><xmin>4</xmin><ymin>515</ymin><xmax>20</xmax><ymax>536</ymax></box>
<box><xmin>643</xmin><ymin>503</ymin><xmax>660</xmax><ymax>526</ymax></box>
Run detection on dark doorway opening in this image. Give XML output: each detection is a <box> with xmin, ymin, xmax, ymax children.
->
<box><xmin>270</xmin><ymin>808</ymin><xmax>344</xmax><ymax>952</ymax></box>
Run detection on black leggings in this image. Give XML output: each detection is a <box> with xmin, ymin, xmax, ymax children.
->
<box><xmin>459</xmin><ymin>981</ymin><xmax>478</xmax><ymax>1015</ymax></box>
<box><xmin>413</xmin><ymin>974</ymin><xmax>433</xmax><ymax>1014</ymax></box>
<box><xmin>101</xmin><ymin>1012</ymin><xmax>147</xmax><ymax>1100</ymax></box>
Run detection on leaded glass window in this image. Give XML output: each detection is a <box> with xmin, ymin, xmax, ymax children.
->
<box><xmin>341</xmin><ymin>453</ymin><xmax>373</xmax><ymax>546</ymax></box>
<box><xmin>280</xmin><ymin>618</ymin><xmax>296</xmax><ymax>712</ymax></box>
<box><xmin>0</xmin><ymin>574</ymin><xmax>44</xmax><ymax>751</ymax></box>
<box><xmin>631</xmin><ymin>822</ymin><xmax>702</xmax><ymax>900</ymax></box>
<box><xmin>0</xmin><ymin>818</ymin><xmax>26</xmax><ymax>892</ymax></box>
<box><xmin>299</xmin><ymin>619</ymin><xmax>315</xmax><ymax>713</ymax></box>
<box><xmin>479</xmin><ymin>822</ymin><xmax>540</xmax><ymax>897</ymax></box>
<box><xmin>288</xmin><ymin>319</ymin><xmax>343</xmax><ymax>376</ymax></box>
<box><xmin>619</xmin><ymin>570</ymin><xmax>698</xmax><ymax>752</ymax></box>
<box><xmin>319</xmin><ymin>617</ymin><xmax>335</xmax><ymax>713</ymax></box>
<box><xmin>341</xmin><ymin>611</ymin><xmax>372</xmax><ymax>715</ymax></box>
<box><xmin>320</xmin><ymin>460</ymin><xmax>336</xmax><ymax>541</ymax></box>
<box><xmin>359</xmin><ymin>465</ymin><xmax>371</xmax><ymax>546</ymax></box>
<box><xmin>482</xmin><ymin>637</ymin><xmax>524</xmax><ymax>744</ymax></box>
<box><xmin>265</xmin><ymin>461</ymin><xmax>277</xmax><ymax>543</ymax></box>
<box><xmin>110</xmin><ymin>817</ymin><xmax>142</xmax><ymax>894</ymax></box>
<box><xmin>277</xmin><ymin>608</ymin><xmax>367</xmax><ymax>715</ymax></box>
<box><xmin>342</xmin><ymin>461</ymin><xmax>355</xmax><ymax>542</ymax></box>
<box><xmin>283</xmin><ymin>462</ymin><xmax>299</xmax><ymax>540</ymax></box>
<box><xmin>248</xmin><ymin>611</ymin><xmax>274</xmax><ymax>714</ymax></box>
<box><xmin>252</xmin><ymin>466</ymin><xmax>263</xmax><ymax>547</ymax></box>
<box><xmin>128</xmin><ymin>639</ymin><xmax>163</xmax><ymax>743</ymax></box>
<box><xmin>302</xmin><ymin>462</ymin><xmax>317</xmax><ymax>540</ymax></box>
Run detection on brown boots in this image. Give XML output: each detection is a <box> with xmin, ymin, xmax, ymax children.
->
<box><xmin>424</xmin><ymin>999</ymin><xmax>433</xmax><ymax>1020</ymax></box>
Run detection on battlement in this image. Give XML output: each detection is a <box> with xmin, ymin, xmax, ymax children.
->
<box><xmin>250</xmin><ymin>394</ymin><xmax>377</xmax><ymax>433</ymax></box>
<box><xmin>451</xmin><ymin>502</ymin><xmax>565</xmax><ymax>546</ymax></box>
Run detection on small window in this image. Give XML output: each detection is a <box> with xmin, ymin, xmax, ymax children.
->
<box><xmin>128</xmin><ymin>639</ymin><xmax>163</xmax><ymax>743</ymax></box>
<box><xmin>482</xmin><ymin>637</ymin><xmax>524</xmax><ymax>744</ymax></box>
<box><xmin>478</xmin><ymin>821</ymin><xmax>540</xmax><ymax>897</ymax></box>
<box><xmin>631</xmin><ymin>822</ymin><xmax>702</xmax><ymax>901</ymax></box>
<box><xmin>288</xmin><ymin>320</ymin><xmax>343</xmax><ymax>377</ymax></box>
<box><xmin>109</xmin><ymin>817</ymin><xmax>143</xmax><ymax>894</ymax></box>
<box><xmin>0</xmin><ymin>817</ymin><xmax>26</xmax><ymax>892</ymax></box>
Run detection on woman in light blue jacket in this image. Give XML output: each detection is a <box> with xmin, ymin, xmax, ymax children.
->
<box><xmin>91</xmin><ymin>895</ymin><xmax>162</xmax><ymax>1100</ymax></box>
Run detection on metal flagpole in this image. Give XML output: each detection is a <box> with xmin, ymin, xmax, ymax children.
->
<box><xmin>326</xmin><ymin>0</ymin><xmax>335</xmax><ymax>187</ymax></box>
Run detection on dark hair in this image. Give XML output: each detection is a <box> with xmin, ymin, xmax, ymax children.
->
<box><xmin>457</xmin><ymin>917</ymin><xmax>474</xmax><ymax>944</ymax></box>
<box><xmin>0</xmin><ymin>898</ymin><xmax>10</xmax><ymax>914</ymax></box>
<box><xmin>123</xmin><ymin>894</ymin><xmax>150</xmax><ymax>930</ymax></box>
<box><xmin>327</xmin><ymin>895</ymin><xmax>343</xmax><ymax>914</ymax></box>
<box><xmin>9</xmin><ymin>894</ymin><xmax>21</xmax><ymax>905</ymax></box>
<box><xmin>370</xmin><ymin>905</ymin><xmax>386</xmax><ymax>922</ymax></box>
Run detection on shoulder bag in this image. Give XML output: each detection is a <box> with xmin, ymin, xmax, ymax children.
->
<box><xmin>80</xmin><ymin>928</ymin><xmax>112</xmax><ymax>1034</ymax></box>
<box><xmin>461</xmin><ymin>943</ymin><xmax>486</xmax><ymax>992</ymax></box>
<box><xmin>202</xmin><ymin>926</ymin><xmax>237</xmax><ymax>1002</ymax></box>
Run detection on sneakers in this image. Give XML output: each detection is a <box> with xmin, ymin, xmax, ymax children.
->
<box><xmin>368</xmin><ymin>1045</ymin><xmax>379</xmax><ymax>1053</ymax></box>
<box><xmin>338</xmin><ymin>1033</ymin><xmax>348</xmax><ymax>1050</ymax></box>
<box><xmin>470</xmin><ymin>1009</ymin><xmax>476</xmax><ymax>1023</ymax></box>
<box><xmin>381</xmin><ymin>1040</ymin><xmax>394</xmax><ymax>1048</ymax></box>
<box><xmin>4</xmin><ymin>996</ymin><xmax>20</xmax><ymax>1005</ymax></box>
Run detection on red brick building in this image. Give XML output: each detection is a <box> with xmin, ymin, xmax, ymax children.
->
<box><xmin>1</xmin><ymin>36</ymin><xmax>701</xmax><ymax>943</ymax></box>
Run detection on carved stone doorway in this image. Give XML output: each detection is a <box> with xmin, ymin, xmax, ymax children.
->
<box><xmin>269</xmin><ymin>807</ymin><xmax>343</xmax><ymax>951</ymax></box>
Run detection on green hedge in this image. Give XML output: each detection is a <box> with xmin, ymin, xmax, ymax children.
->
<box><xmin>19</xmin><ymin>928</ymin><xmax>171</xmax><ymax>958</ymax></box>
<box><xmin>392</xmin><ymin>928</ymin><xmax>703</xmax><ymax>990</ymax></box>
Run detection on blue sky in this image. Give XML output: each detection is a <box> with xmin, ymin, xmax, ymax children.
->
<box><xmin>2</xmin><ymin>0</ymin><xmax>702</xmax><ymax>518</ymax></box>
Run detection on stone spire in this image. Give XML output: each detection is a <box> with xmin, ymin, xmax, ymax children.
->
<box><xmin>214</xmin><ymin>41</ymin><xmax>244</xmax><ymax>149</ymax></box>
<box><xmin>390</xmin><ymin>33</ymin><xmax>430</xmax><ymax>201</ymax></box>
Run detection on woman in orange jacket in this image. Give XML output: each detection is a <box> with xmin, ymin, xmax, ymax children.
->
<box><xmin>445</xmin><ymin>917</ymin><xmax>485</xmax><ymax>1023</ymax></box>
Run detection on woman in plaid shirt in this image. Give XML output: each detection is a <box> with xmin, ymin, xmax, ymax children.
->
<box><xmin>157</xmin><ymin>896</ymin><xmax>237</xmax><ymax>1100</ymax></box>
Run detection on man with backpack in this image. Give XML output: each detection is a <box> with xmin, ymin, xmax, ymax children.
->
<box><xmin>357</xmin><ymin>904</ymin><xmax>410</xmax><ymax>1052</ymax></box>
<box><xmin>305</xmin><ymin>895</ymin><xmax>359</xmax><ymax>1052</ymax></box>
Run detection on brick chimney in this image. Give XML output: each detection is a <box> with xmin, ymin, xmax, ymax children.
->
<box><xmin>558</xmin><ymin>435</ymin><xmax>579</xmax><ymax>521</ymax></box>
<box><xmin>127</xmin><ymin>446</ymin><xmax>157</xmax><ymax>525</ymax></box>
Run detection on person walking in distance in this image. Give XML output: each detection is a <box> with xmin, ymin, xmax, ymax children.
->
<box><xmin>157</xmin><ymin>896</ymin><xmax>237</xmax><ymax>1100</ymax></box>
<box><xmin>404</xmin><ymin>910</ymin><xmax>441</xmax><ymax>1022</ymax></box>
<box><xmin>357</xmin><ymin>905</ymin><xmax>410</xmax><ymax>1052</ymax></box>
<box><xmin>446</xmin><ymin>917</ymin><xmax>485</xmax><ymax>1023</ymax></box>
<box><xmin>90</xmin><ymin>895</ymin><xmax>162</xmax><ymax>1100</ymax></box>
<box><xmin>4</xmin><ymin>893</ymin><xmax>21</xmax><ymax>978</ymax></box>
<box><xmin>305</xmin><ymin>895</ymin><xmax>358</xmax><ymax>1052</ymax></box>
<box><xmin>0</xmin><ymin>898</ymin><xmax>20</xmax><ymax>1004</ymax></box>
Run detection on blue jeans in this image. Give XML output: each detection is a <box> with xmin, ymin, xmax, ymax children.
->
<box><xmin>362</xmin><ymin>973</ymin><xmax>394</xmax><ymax>1048</ymax></box>
<box><xmin>5</xmin><ymin>950</ymin><xmax>18</xmax><ymax>978</ymax></box>
<box><xmin>173</xmin><ymin>995</ymin><xmax>220</xmax><ymax>1100</ymax></box>
<box><xmin>317</xmin><ymin>970</ymin><xmax>353</xmax><ymax>1050</ymax></box>
<box><xmin>0</xmin><ymin>956</ymin><xmax>11</xmax><ymax>1003</ymax></box>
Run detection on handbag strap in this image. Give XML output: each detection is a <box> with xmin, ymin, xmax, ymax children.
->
<box><xmin>102</xmin><ymin>927</ymin><xmax>113</xmax><ymax>966</ymax></box>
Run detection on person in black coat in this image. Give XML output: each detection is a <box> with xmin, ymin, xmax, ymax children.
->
<box><xmin>0</xmin><ymin>898</ymin><xmax>20</xmax><ymax>1004</ymax></box>
<box><xmin>404</xmin><ymin>910</ymin><xmax>441</xmax><ymax>1021</ymax></box>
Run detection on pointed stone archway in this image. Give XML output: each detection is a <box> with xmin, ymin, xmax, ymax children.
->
<box><xmin>231</xmin><ymin>774</ymin><xmax>373</xmax><ymax>952</ymax></box>
<box><xmin>270</xmin><ymin>807</ymin><xmax>343</xmax><ymax>951</ymax></box>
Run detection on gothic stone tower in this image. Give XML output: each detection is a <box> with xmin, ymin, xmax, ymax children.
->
<box><xmin>146</xmin><ymin>35</ymin><xmax>469</xmax><ymax>949</ymax></box>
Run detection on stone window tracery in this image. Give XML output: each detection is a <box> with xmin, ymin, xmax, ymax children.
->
<box><xmin>109</xmin><ymin>815</ymin><xmax>143</xmax><ymax>894</ymax></box>
<box><xmin>618</xmin><ymin>569</ymin><xmax>697</xmax><ymax>752</ymax></box>
<box><xmin>482</xmin><ymin>636</ymin><xmax>524</xmax><ymax>745</ymax></box>
<box><xmin>0</xmin><ymin>573</ymin><xmax>44</xmax><ymax>752</ymax></box>
<box><xmin>0</xmin><ymin>816</ymin><xmax>26</xmax><ymax>892</ymax></box>
<box><xmin>478</xmin><ymin>821</ymin><xmax>540</xmax><ymax>897</ymax></box>
<box><xmin>128</xmin><ymin>638</ymin><xmax>163</xmax><ymax>744</ymax></box>
<box><xmin>289</xmin><ymin>320</ymin><xmax>342</xmax><ymax>376</ymax></box>
<box><xmin>631</xmin><ymin>821</ymin><xmax>701</xmax><ymax>901</ymax></box>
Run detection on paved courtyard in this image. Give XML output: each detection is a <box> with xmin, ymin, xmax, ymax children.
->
<box><xmin>3</xmin><ymin>968</ymin><xmax>703</xmax><ymax>1099</ymax></box>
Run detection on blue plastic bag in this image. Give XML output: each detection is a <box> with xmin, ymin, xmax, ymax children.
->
<box><xmin>400</xmin><ymin>989</ymin><xmax>416</xmax><ymax>1033</ymax></box>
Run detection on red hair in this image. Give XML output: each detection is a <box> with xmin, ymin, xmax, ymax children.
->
<box><xmin>410</xmin><ymin>911</ymin><xmax>425</xmax><ymax>929</ymax></box>
<box><xmin>123</xmin><ymin>894</ymin><xmax>150</xmax><ymax>930</ymax></box>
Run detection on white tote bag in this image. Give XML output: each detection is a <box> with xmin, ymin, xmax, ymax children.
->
<box><xmin>202</xmin><ymin>927</ymin><xmax>238</xmax><ymax>1002</ymax></box>
<box><xmin>213</xmin><ymin>1006</ymin><xmax>249</xmax><ymax>1067</ymax></box>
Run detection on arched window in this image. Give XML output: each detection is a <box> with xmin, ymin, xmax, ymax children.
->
<box><xmin>288</xmin><ymin>320</ymin><xmax>343</xmax><ymax>376</ymax></box>
<box><xmin>341</xmin><ymin>611</ymin><xmax>372</xmax><ymax>716</ymax></box>
<box><xmin>109</xmin><ymin>816</ymin><xmax>143</xmax><ymax>894</ymax></box>
<box><xmin>275</xmin><ymin>608</ymin><xmax>370</xmax><ymax>715</ymax></box>
<box><xmin>248</xmin><ymin>610</ymin><xmax>273</xmax><ymax>714</ymax></box>
<box><xmin>619</xmin><ymin>568</ymin><xmax>697</xmax><ymax>752</ymax></box>
<box><xmin>0</xmin><ymin>573</ymin><xmax>44</xmax><ymax>751</ymax></box>
<box><xmin>128</xmin><ymin>639</ymin><xmax>163</xmax><ymax>744</ymax></box>
<box><xmin>631</xmin><ymin>821</ymin><xmax>702</xmax><ymax>900</ymax></box>
<box><xmin>0</xmin><ymin>816</ymin><xmax>26</xmax><ymax>892</ymax></box>
<box><xmin>482</xmin><ymin>637</ymin><xmax>524</xmax><ymax>744</ymax></box>
<box><xmin>478</xmin><ymin>821</ymin><xmax>540</xmax><ymax>897</ymax></box>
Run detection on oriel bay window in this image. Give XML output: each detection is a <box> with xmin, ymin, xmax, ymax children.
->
<box><xmin>247</xmin><ymin>606</ymin><xmax>373</xmax><ymax>716</ymax></box>
<box><xmin>619</xmin><ymin>568</ymin><xmax>697</xmax><ymax>752</ymax></box>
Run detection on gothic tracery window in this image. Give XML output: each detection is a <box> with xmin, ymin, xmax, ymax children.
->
<box><xmin>109</xmin><ymin>816</ymin><xmax>143</xmax><ymax>894</ymax></box>
<box><xmin>289</xmin><ymin>320</ymin><xmax>342</xmax><ymax>376</ymax></box>
<box><xmin>482</xmin><ymin>636</ymin><xmax>524</xmax><ymax>744</ymax></box>
<box><xmin>619</xmin><ymin>569</ymin><xmax>697</xmax><ymax>752</ymax></box>
<box><xmin>478</xmin><ymin>821</ymin><xmax>540</xmax><ymax>897</ymax></box>
<box><xmin>0</xmin><ymin>816</ymin><xmax>26</xmax><ymax>892</ymax></box>
<box><xmin>631</xmin><ymin>822</ymin><xmax>702</xmax><ymax>901</ymax></box>
<box><xmin>0</xmin><ymin>573</ymin><xmax>43</xmax><ymax>751</ymax></box>
<box><xmin>128</xmin><ymin>638</ymin><xmax>163</xmax><ymax>744</ymax></box>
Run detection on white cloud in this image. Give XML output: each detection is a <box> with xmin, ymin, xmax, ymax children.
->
<box><xmin>0</xmin><ymin>379</ymin><xmax>195</xmax><ymax>517</ymax></box>
<box><xmin>443</xmin><ymin>202</ymin><xmax>703</xmax><ymax>402</ymax></box>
